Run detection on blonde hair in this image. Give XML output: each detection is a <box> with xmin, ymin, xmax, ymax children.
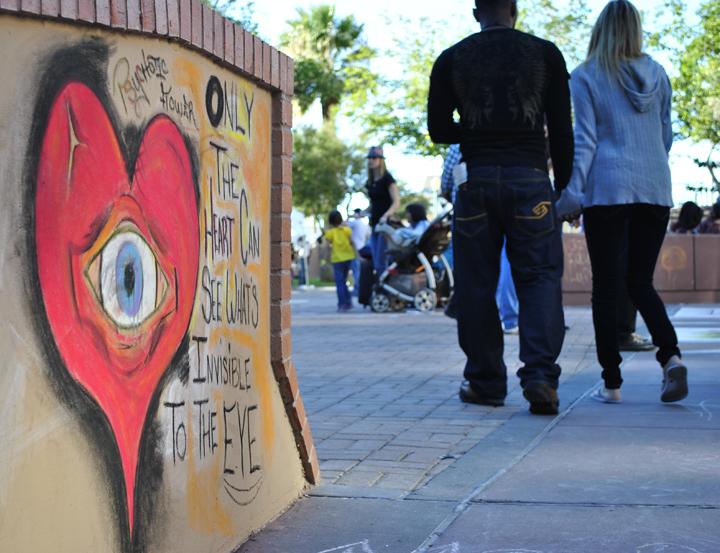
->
<box><xmin>587</xmin><ymin>0</ymin><xmax>643</xmax><ymax>76</ymax></box>
<box><xmin>367</xmin><ymin>158</ymin><xmax>387</xmax><ymax>183</ymax></box>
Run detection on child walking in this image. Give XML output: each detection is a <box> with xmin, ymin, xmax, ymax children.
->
<box><xmin>324</xmin><ymin>210</ymin><xmax>356</xmax><ymax>312</ymax></box>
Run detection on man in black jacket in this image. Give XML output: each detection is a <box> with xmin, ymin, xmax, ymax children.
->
<box><xmin>428</xmin><ymin>0</ymin><xmax>573</xmax><ymax>415</ymax></box>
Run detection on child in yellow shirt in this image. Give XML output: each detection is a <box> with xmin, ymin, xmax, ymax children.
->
<box><xmin>324</xmin><ymin>210</ymin><xmax>356</xmax><ymax>311</ymax></box>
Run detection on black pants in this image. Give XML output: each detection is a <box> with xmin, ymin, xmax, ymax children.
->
<box><xmin>584</xmin><ymin>204</ymin><xmax>681</xmax><ymax>389</ymax></box>
<box><xmin>454</xmin><ymin>166</ymin><xmax>565</xmax><ymax>400</ymax></box>
<box><xmin>618</xmin><ymin>236</ymin><xmax>638</xmax><ymax>338</ymax></box>
<box><xmin>617</xmin><ymin>288</ymin><xmax>638</xmax><ymax>338</ymax></box>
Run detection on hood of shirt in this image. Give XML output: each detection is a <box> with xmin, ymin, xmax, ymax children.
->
<box><xmin>618</xmin><ymin>55</ymin><xmax>664</xmax><ymax>113</ymax></box>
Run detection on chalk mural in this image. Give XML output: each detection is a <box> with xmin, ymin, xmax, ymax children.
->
<box><xmin>0</xmin><ymin>19</ymin><xmax>303</xmax><ymax>553</ymax></box>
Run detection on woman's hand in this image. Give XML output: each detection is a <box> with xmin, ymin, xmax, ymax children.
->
<box><xmin>555</xmin><ymin>188</ymin><xmax>583</xmax><ymax>221</ymax></box>
<box><xmin>561</xmin><ymin>211</ymin><xmax>583</xmax><ymax>224</ymax></box>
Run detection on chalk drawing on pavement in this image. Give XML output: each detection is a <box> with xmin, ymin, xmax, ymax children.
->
<box><xmin>314</xmin><ymin>542</ymin><xmax>465</xmax><ymax>553</ymax></box>
<box><xmin>637</xmin><ymin>544</ymin><xmax>705</xmax><ymax>553</ymax></box>
<box><xmin>315</xmin><ymin>541</ymin><xmax>375</xmax><ymax>553</ymax></box>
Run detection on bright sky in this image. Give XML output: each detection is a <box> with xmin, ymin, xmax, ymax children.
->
<box><xmin>242</xmin><ymin>0</ymin><xmax>715</xmax><ymax>220</ymax></box>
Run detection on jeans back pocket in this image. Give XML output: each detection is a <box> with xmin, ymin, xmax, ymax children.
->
<box><xmin>455</xmin><ymin>185</ymin><xmax>488</xmax><ymax>238</ymax></box>
<box><xmin>510</xmin><ymin>181</ymin><xmax>555</xmax><ymax>238</ymax></box>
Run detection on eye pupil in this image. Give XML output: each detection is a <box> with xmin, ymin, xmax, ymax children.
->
<box><xmin>115</xmin><ymin>241</ymin><xmax>144</xmax><ymax>318</ymax></box>
<box><xmin>124</xmin><ymin>263</ymin><xmax>136</xmax><ymax>297</ymax></box>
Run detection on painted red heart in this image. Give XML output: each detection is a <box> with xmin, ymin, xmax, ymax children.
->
<box><xmin>35</xmin><ymin>82</ymin><xmax>199</xmax><ymax>535</ymax></box>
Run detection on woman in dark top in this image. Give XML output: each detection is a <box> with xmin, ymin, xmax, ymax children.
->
<box><xmin>365</xmin><ymin>146</ymin><xmax>400</xmax><ymax>275</ymax></box>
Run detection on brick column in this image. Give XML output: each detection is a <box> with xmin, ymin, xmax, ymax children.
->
<box><xmin>269</xmin><ymin>54</ymin><xmax>319</xmax><ymax>484</ymax></box>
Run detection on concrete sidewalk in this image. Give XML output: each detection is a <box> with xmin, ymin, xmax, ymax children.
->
<box><xmin>239</xmin><ymin>291</ymin><xmax>720</xmax><ymax>553</ymax></box>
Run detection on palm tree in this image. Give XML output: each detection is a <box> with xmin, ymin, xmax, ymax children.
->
<box><xmin>281</xmin><ymin>5</ymin><xmax>376</xmax><ymax>127</ymax></box>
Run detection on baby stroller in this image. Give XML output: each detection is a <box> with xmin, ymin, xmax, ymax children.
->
<box><xmin>371</xmin><ymin>208</ymin><xmax>454</xmax><ymax>313</ymax></box>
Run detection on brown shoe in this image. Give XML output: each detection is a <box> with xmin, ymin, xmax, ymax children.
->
<box><xmin>459</xmin><ymin>382</ymin><xmax>504</xmax><ymax>407</ymax></box>
<box><xmin>523</xmin><ymin>382</ymin><xmax>559</xmax><ymax>415</ymax></box>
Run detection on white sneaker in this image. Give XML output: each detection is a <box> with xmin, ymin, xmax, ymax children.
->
<box><xmin>590</xmin><ymin>387</ymin><xmax>622</xmax><ymax>404</ymax></box>
<box><xmin>661</xmin><ymin>355</ymin><xmax>688</xmax><ymax>403</ymax></box>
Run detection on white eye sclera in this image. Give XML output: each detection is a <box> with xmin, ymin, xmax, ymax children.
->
<box><xmin>99</xmin><ymin>231</ymin><xmax>158</xmax><ymax>328</ymax></box>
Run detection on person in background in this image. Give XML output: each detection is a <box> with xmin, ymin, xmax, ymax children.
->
<box><xmin>365</xmin><ymin>146</ymin><xmax>401</xmax><ymax>277</ymax></box>
<box><xmin>347</xmin><ymin>208</ymin><xmax>371</xmax><ymax>295</ymax></box>
<box><xmin>440</xmin><ymin>144</ymin><xmax>463</xmax><ymax>205</ymax></box>
<box><xmin>617</xmin><ymin>290</ymin><xmax>654</xmax><ymax>351</ymax></box>
<box><xmin>295</xmin><ymin>236</ymin><xmax>309</xmax><ymax>286</ymax></box>
<box><xmin>440</xmin><ymin>144</ymin><xmax>463</xmax><ymax>273</ymax></box>
<box><xmin>557</xmin><ymin>0</ymin><xmax>687</xmax><ymax>405</ymax></box>
<box><xmin>381</xmin><ymin>202</ymin><xmax>431</xmax><ymax>247</ymax></box>
<box><xmin>399</xmin><ymin>202</ymin><xmax>431</xmax><ymax>240</ymax></box>
<box><xmin>428</xmin><ymin>0</ymin><xmax>574</xmax><ymax>415</ymax></box>
<box><xmin>670</xmin><ymin>201</ymin><xmax>703</xmax><ymax>234</ymax></box>
<box><xmin>442</xmin><ymin>145</ymin><xmax>520</xmax><ymax>333</ymax></box>
<box><xmin>496</xmin><ymin>248</ymin><xmax>519</xmax><ymax>334</ymax></box>
<box><xmin>324</xmin><ymin>210</ymin><xmax>356</xmax><ymax>312</ymax></box>
<box><xmin>441</xmin><ymin>145</ymin><xmax>461</xmax><ymax>318</ymax></box>
<box><xmin>699</xmin><ymin>202</ymin><xmax>720</xmax><ymax>234</ymax></box>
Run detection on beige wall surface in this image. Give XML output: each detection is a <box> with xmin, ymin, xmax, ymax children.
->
<box><xmin>562</xmin><ymin>233</ymin><xmax>720</xmax><ymax>304</ymax></box>
<box><xmin>0</xmin><ymin>16</ymin><xmax>304</xmax><ymax>553</ymax></box>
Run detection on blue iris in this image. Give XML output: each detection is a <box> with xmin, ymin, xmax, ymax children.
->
<box><xmin>115</xmin><ymin>241</ymin><xmax>144</xmax><ymax>317</ymax></box>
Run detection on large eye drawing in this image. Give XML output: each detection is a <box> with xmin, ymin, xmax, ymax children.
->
<box><xmin>86</xmin><ymin>229</ymin><xmax>168</xmax><ymax>329</ymax></box>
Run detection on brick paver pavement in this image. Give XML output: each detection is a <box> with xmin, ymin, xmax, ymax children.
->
<box><xmin>292</xmin><ymin>288</ymin><xmax>598</xmax><ymax>498</ymax></box>
<box><xmin>240</xmin><ymin>294</ymin><xmax>719</xmax><ymax>552</ymax></box>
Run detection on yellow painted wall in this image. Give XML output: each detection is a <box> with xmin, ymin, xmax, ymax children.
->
<box><xmin>0</xmin><ymin>17</ymin><xmax>304</xmax><ymax>553</ymax></box>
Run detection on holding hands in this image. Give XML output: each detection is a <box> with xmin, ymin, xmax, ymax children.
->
<box><xmin>555</xmin><ymin>187</ymin><xmax>584</xmax><ymax>223</ymax></box>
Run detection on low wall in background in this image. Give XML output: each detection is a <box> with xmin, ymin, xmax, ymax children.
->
<box><xmin>563</xmin><ymin>234</ymin><xmax>720</xmax><ymax>305</ymax></box>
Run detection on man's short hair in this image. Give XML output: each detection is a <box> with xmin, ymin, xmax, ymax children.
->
<box><xmin>475</xmin><ymin>0</ymin><xmax>512</xmax><ymax>11</ymax></box>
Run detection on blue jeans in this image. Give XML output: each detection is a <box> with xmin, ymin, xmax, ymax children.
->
<box><xmin>333</xmin><ymin>260</ymin><xmax>353</xmax><ymax>309</ymax></box>
<box><xmin>444</xmin><ymin>240</ymin><xmax>454</xmax><ymax>269</ymax></box>
<box><xmin>369</xmin><ymin>231</ymin><xmax>388</xmax><ymax>275</ymax></box>
<box><xmin>453</xmin><ymin>165</ymin><xmax>565</xmax><ymax>399</ymax></box>
<box><xmin>351</xmin><ymin>258</ymin><xmax>361</xmax><ymax>295</ymax></box>
<box><xmin>496</xmin><ymin>243</ymin><xmax>519</xmax><ymax>329</ymax></box>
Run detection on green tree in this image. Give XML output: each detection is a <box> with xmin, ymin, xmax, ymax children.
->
<box><xmin>673</xmin><ymin>1</ymin><xmax>720</xmax><ymax>189</ymax></box>
<box><xmin>397</xmin><ymin>182</ymin><xmax>434</xmax><ymax>218</ymax></box>
<box><xmin>360</xmin><ymin>2</ymin><xmax>591</xmax><ymax>158</ymax></box>
<box><xmin>293</xmin><ymin>126</ymin><xmax>364</xmax><ymax>228</ymax></box>
<box><xmin>649</xmin><ymin>0</ymin><xmax>720</xmax><ymax>190</ymax></box>
<box><xmin>359</xmin><ymin>17</ymin><xmax>455</xmax><ymax>158</ymax></box>
<box><xmin>201</xmin><ymin>0</ymin><xmax>258</xmax><ymax>33</ymax></box>
<box><xmin>517</xmin><ymin>0</ymin><xmax>591</xmax><ymax>69</ymax></box>
<box><xmin>280</xmin><ymin>5</ymin><xmax>376</xmax><ymax>126</ymax></box>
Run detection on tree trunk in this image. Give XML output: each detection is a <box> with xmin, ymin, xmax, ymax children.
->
<box><xmin>321</xmin><ymin>99</ymin><xmax>340</xmax><ymax>128</ymax></box>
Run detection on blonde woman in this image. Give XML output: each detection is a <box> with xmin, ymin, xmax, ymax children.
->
<box><xmin>557</xmin><ymin>0</ymin><xmax>687</xmax><ymax>404</ymax></box>
<box><xmin>365</xmin><ymin>146</ymin><xmax>400</xmax><ymax>275</ymax></box>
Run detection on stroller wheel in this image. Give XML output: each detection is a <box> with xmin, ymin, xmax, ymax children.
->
<box><xmin>370</xmin><ymin>292</ymin><xmax>391</xmax><ymax>313</ymax></box>
<box><xmin>390</xmin><ymin>296</ymin><xmax>406</xmax><ymax>312</ymax></box>
<box><xmin>414</xmin><ymin>288</ymin><xmax>437</xmax><ymax>313</ymax></box>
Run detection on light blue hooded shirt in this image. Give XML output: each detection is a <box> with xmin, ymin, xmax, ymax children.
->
<box><xmin>557</xmin><ymin>55</ymin><xmax>674</xmax><ymax>217</ymax></box>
